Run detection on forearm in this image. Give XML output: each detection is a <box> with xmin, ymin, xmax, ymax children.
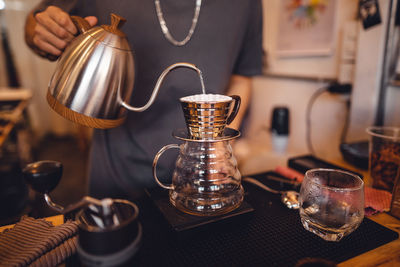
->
<box><xmin>225</xmin><ymin>75</ymin><xmax>252</xmax><ymax>130</ymax></box>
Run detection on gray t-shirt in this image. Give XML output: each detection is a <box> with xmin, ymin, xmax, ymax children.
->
<box><xmin>34</xmin><ymin>0</ymin><xmax>263</xmax><ymax>199</ymax></box>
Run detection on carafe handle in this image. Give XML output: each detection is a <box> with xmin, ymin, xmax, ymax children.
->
<box><xmin>120</xmin><ymin>62</ymin><xmax>205</xmax><ymax>112</ymax></box>
<box><xmin>226</xmin><ymin>95</ymin><xmax>241</xmax><ymax>125</ymax></box>
<box><xmin>152</xmin><ymin>144</ymin><xmax>180</xmax><ymax>190</ymax></box>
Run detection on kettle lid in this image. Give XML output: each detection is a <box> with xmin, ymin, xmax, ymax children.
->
<box><xmin>87</xmin><ymin>13</ymin><xmax>131</xmax><ymax>51</ymax></box>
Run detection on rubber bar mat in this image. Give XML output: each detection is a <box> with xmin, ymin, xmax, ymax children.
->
<box><xmin>132</xmin><ymin>180</ymin><xmax>399</xmax><ymax>267</ymax></box>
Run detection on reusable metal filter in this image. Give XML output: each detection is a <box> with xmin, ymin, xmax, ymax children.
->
<box><xmin>180</xmin><ymin>94</ymin><xmax>240</xmax><ymax>139</ymax></box>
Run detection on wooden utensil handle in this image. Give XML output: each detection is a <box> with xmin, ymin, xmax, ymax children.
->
<box><xmin>71</xmin><ymin>16</ymin><xmax>92</xmax><ymax>34</ymax></box>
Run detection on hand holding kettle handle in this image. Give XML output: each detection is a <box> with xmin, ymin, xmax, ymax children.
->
<box><xmin>152</xmin><ymin>144</ymin><xmax>180</xmax><ymax>190</ymax></box>
<box><xmin>40</xmin><ymin>16</ymin><xmax>91</xmax><ymax>61</ymax></box>
<box><xmin>48</xmin><ymin>14</ymin><xmax>122</xmax><ymax>61</ymax></box>
<box><xmin>120</xmin><ymin>62</ymin><xmax>205</xmax><ymax>112</ymax></box>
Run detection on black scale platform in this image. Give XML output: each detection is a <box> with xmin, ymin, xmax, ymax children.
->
<box><xmin>127</xmin><ymin>173</ymin><xmax>399</xmax><ymax>267</ymax></box>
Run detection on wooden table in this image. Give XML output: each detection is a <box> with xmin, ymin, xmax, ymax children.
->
<box><xmin>339</xmin><ymin>212</ymin><xmax>400</xmax><ymax>266</ymax></box>
<box><xmin>0</xmin><ymin>215</ymin><xmax>64</xmax><ymax>233</ymax></box>
<box><xmin>325</xmin><ymin>158</ymin><xmax>400</xmax><ymax>266</ymax></box>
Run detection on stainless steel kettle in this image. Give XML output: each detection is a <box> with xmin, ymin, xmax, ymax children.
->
<box><xmin>47</xmin><ymin>13</ymin><xmax>203</xmax><ymax>129</ymax></box>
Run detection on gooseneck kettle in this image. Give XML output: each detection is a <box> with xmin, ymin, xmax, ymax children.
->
<box><xmin>47</xmin><ymin>13</ymin><xmax>203</xmax><ymax>129</ymax></box>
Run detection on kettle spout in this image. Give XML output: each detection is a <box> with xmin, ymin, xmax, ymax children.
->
<box><xmin>119</xmin><ymin>62</ymin><xmax>205</xmax><ymax>112</ymax></box>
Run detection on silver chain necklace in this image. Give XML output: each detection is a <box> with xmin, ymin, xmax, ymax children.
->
<box><xmin>155</xmin><ymin>0</ymin><xmax>202</xmax><ymax>46</ymax></box>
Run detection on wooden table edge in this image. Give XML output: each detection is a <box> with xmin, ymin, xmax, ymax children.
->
<box><xmin>0</xmin><ymin>214</ymin><xmax>64</xmax><ymax>233</ymax></box>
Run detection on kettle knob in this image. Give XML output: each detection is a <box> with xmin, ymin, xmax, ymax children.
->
<box><xmin>22</xmin><ymin>161</ymin><xmax>63</xmax><ymax>194</ymax></box>
<box><xmin>110</xmin><ymin>13</ymin><xmax>126</xmax><ymax>30</ymax></box>
<box><xmin>102</xmin><ymin>13</ymin><xmax>127</xmax><ymax>36</ymax></box>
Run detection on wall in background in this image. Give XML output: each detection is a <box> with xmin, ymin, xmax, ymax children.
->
<box><xmin>385</xmin><ymin>85</ymin><xmax>400</xmax><ymax>126</ymax></box>
<box><xmin>0</xmin><ymin>20</ymin><xmax>8</xmax><ymax>87</ymax></box>
<box><xmin>236</xmin><ymin>76</ymin><xmax>348</xmax><ymax>175</ymax></box>
<box><xmin>346</xmin><ymin>0</ymin><xmax>394</xmax><ymax>141</ymax></box>
<box><xmin>263</xmin><ymin>0</ymin><xmax>358</xmax><ymax>79</ymax></box>
<box><xmin>1</xmin><ymin>0</ymin><xmax>78</xmax><ymax>139</ymax></box>
<box><xmin>235</xmin><ymin>0</ymin><xmax>392</xmax><ymax>175</ymax></box>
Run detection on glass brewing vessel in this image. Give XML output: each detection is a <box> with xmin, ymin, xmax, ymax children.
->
<box><xmin>153</xmin><ymin>129</ymin><xmax>243</xmax><ymax>216</ymax></box>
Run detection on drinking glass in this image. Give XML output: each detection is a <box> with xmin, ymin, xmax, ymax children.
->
<box><xmin>299</xmin><ymin>168</ymin><xmax>364</xmax><ymax>242</ymax></box>
<box><xmin>366</xmin><ymin>126</ymin><xmax>400</xmax><ymax>192</ymax></box>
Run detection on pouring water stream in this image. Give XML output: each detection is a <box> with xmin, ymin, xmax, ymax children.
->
<box><xmin>199</xmin><ymin>70</ymin><xmax>206</xmax><ymax>94</ymax></box>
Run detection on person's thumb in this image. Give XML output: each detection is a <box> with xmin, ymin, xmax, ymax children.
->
<box><xmin>84</xmin><ymin>16</ymin><xmax>98</xmax><ymax>27</ymax></box>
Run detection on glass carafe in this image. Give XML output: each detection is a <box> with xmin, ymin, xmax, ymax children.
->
<box><xmin>153</xmin><ymin>129</ymin><xmax>243</xmax><ymax>216</ymax></box>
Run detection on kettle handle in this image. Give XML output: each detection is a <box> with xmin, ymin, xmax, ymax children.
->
<box><xmin>120</xmin><ymin>62</ymin><xmax>205</xmax><ymax>112</ymax></box>
<box><xmin>71</xmin><ymin>16</ymin><xmax>92</xmax><ymax>34</ymax></box>
<box><xmin>152</xmin><ymin>144</ymin><xmax>180</xmax><ymax>190</ymax></box>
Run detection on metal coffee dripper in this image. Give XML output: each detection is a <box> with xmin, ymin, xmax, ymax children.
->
<box><xmin>22</xmin><ymin>161</ymin><xmax>142</xmax><ymax>266</ymax></box>
<box><xmin>180</xmin><ymin>94</ymin><xmax>241</xmax><ymax>139</ymax></box>
<box><xmin>153</xmin><ymin>94</ymin><xmax>244</xmax><ymax>216</ymax></box>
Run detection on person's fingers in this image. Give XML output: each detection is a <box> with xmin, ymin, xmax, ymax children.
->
<box><xmin>34</xmin><ymin>23</ymin><xmax>68</xmax><ymax>51</ymax></box>
<box><xmin>85</xmin><ymin>16</ymin><xmax>98</xmax><ymax>27</ymax></box>
<box><xmin>35</xmin><ymin>12</ymin><xmax>75</xmax><ymax>44</ymax></box>
<box><xmin>46</xmin><ymin>6</ymin><xmax>77</xmax><ymax>35</ymax></box>
<box><xmin>31</xmin><ymin>6</ymin><xmax>99</xmax><ymax>59</ymax></box>
<box><xmin>32</xmin><ymin>35</ymin><xmax>62</xmax><ymax>56</ymax></box>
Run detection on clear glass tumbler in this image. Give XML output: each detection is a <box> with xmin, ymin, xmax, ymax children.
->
<box><xmin>299</xmin><ymin>168</ymin><xmax>364</xmax><ymax>242</ymax></box>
